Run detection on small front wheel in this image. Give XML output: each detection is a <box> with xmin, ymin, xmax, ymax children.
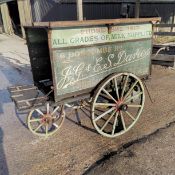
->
<box><xmin>27</xmin><ymin>103</ymin><xmax>65</xmax><ymax>137</ymax></box>
<box><xmin>91</xmin><ymin>73</ymin><xmax>145</xmax><ymax>138</ymax></box>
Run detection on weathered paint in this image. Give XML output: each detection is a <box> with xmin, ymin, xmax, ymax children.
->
<box><xmin>24</xmin><ymin>20</ymin><xmax>154</xmax><ymax>102</ymax></box>
<box><xmin>51</xmin><ymin>23</ymin><xmax>152</xmax><ymax>48</ymax></box>
<box><xmin>49</xmin><ymin>23</ymin><xmax>152</xmax><ymax>100</ymax></box>
<box><xmin>51</xmin><ymin>39</ymin><xmax>152</xmax><ymax>97</ymax></box>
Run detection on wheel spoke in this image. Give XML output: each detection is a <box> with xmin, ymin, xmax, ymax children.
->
<box><xmin>29</xmin><ymin>118</ymin><xmax>41</xmax><ymax>122</ymax></box>
<box><xmin>99</xmin><ymin>93</ymin><xmax>111</xmax><ymax>101</ymax></box>
<box><xmin>45</xmin><ymin>124</ymin><xmax>48</xmax><ymax>136</ymax></box>
<box><xmin>123</xmin><ymin>80</ymin><xmax>138</xmax><ymax>101</ymax></box>
<box><xmin>95</xmin><ymin>103</ymin><xmax>116</xmax><ymax>107</ymax></box>
<box><xmin>51</xmin><ymin>106</ymin><xmax>60</xmax><ymax>115</ymax></box>
<box><xmin>114</xmin><ymin>78</ymin><xmax>119</xmax><ymax>100</ymax></box>
<box><xmin>125</xmin><ymin>111</ymin><xmax>136</xmax><ymax>121</ymax></box>
<box><xmin>125</xmin><ymin>92</ymin><xmax>143</xmax><ymax>103</ymax></box>
<box><xmin>100</xmin><ymin>110</ymin><xmax>116</xmax><ymax>131</ymax></box>
<box><xmin>47</xmin><ymin>103</ymin><xmax>50</xmax><ymax>114</ymax></box>
<box><xmin>52</xmin><ymin>116</ymin><xmax>57</xmax><ymax>119</ymax></box>
<box><xmin>34</xmin><ymin>123</ymin><xmax>44</xmax><ymax>132</ymax></box>
<box><xmin>112</xmin><ymin>112</ymin><xmax>119</xmax><ymax>135</ymax></box>
<box><xmin>94</xmin><ymin>107</ymin><xmax>115</xmax><ymax>122</ymax></box>
<box><xmin>102</xmin><ymin>88</ymin><xmax>117</xmax><ymax>103</ymax></box>
<box><xmin>121</xmin><ymin>75</ymin><xmax>129</xmax><ymax>98</ymax></box>
<box><xmin>120</xmin><ymin>111</ymin><xmax>126</xmax><ymax>130</ymax></box>
<box><xmin>35</xmin><ymin>109</ymin><xmax>44</xmax><ymax>116</ymax></box>
<box><xmin>53</xmin><ymin>123</ymin><xmax>59</xmax><ymax>128</ymax></box>
<box><xmin>128</xmin><ymin>104</ymin><xmax>142</xmax><ymax>108</ymax></box>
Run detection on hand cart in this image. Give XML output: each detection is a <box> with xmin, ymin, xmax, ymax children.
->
<box><xmin>9</xmin><ymin>17</ymin><xmax>160</xmax><ymax>138</ymax></box>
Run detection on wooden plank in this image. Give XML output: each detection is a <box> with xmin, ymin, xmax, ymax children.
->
<box><xmin>154</xmin><ymin>43</ymin><xmax>175</xmax><ymax>47</ymax></box>
<box><xmin>154</xmin><ymin>32</ymin><xmax>175</xmax><ymax>36</ymax></box>
<box><xmin>152</xmin><ymin>60</ymin><xmax>175</xmax><ymax>67</ymax></box>
<box><xmin>152</xmin><ymin>55</ymin><xmax>175</xmax><ymax>62</ymax></box>
<box><xmin>31</xmin><ymin>17</ymin><xmax>161</xmax><ymax>28</ymax></box>
<box><xmin>154</xmin><ymin>24</ymin><xmax>175</xmax><ymax>27</ymax></box>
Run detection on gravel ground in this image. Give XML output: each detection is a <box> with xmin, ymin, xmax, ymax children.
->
<box><xmin>1</xmin><ymin>34</ymin><xmax>175</xmax><ymax>175</ymax></box>
<box><xmin>85</xmin><ymin>118</ymin><xmax>175</xmax><ymax>175</ymax></box>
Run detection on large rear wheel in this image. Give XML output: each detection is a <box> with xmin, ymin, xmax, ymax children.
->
<box><xmin>91</xmin><ymin>73</ymin><xmax>145</xmax><ymax>138</ymax></box>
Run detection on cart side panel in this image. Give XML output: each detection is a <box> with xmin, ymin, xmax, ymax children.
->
<box><xmin>25</xmin><ymin>28</ymin><xmax>52</xmax><ymax>93</ymax></box>
<box><xmin>49</xmin><ymin>23</ymin><xmax>153</xmax><ymax>102</ymax></box>
<box><xmin>53</xmin><ymin>39</ymin><xmax>151</xmax><ymax>98</ymax></box>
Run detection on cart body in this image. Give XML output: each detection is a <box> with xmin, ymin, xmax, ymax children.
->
<box><xmin>24</xmin><ymin>18</ymin><xmax>158</xmax><ymax>104</ymax></box>
<box><xmin>9</xmin><ymin>18</ymin><xmax>160</xmax><ymax>137</ymax></box>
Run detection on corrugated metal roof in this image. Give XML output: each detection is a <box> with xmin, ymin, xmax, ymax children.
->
<box><xmin>56</xmin><ymin>0</ymin><xmax>175</xmax><ymax>3</ymax></box>
<box><xmin>0</xmin><ymin>0</ymin><xmax>14</xmax><ymax>4</ymax></box>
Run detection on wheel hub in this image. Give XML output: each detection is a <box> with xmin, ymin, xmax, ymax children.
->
<box><xmin>120</xmin><ymin>104</ymin><xmax>128</xmax><ymax>111</ymax></box>
<box><xmin>115</xmin><ymin>99</ymin><xmax>128</xmax><ymax>112</ymax></box>
<box><xmin>41</xmin><ymin>114</ymin><xmax>53</xmax><ymax>124</ymax></box>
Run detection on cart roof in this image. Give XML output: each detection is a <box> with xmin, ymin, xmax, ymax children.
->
<box><xmin>26</xmin><ymin>18</ymin><xmax>160</xmax><ymax>28</ymax></box>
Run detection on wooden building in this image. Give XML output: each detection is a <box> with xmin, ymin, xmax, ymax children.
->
<box><xmin>0</xmin><ymin>0</ymin><xmax>32</xmax><ymax>37</ymax></box>
<box><xmin>30</xmin><ymin>0</ymin><xmax>175</xmax><ymax>23</ymax></box>
<box><xmin>0</xmin><ymin>0</ymin><xmax>175</xmax><ymax>38</ymax></box>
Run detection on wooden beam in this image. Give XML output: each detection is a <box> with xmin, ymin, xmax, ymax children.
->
<box><xmin>135</xmin><ymin>0</ymin><xmax>140</xmax><ymax>18</ymax></box>
<box><xmin>32</xmin><ymin>17</ymin><xmax>161</xmax><ymax>28</ymax></box>
<box><xmin>76</xmin><ymin>0</ymin><xmax>83</xmax><ymax>21</ymax></box>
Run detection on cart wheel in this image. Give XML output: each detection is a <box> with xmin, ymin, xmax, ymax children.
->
<box><xmin>27</xmin><ymin>103</ymin><xmax>65</xmax><ymax>137</ymax></box>
<box><xmin>91</xmin><ymin>73</ymin><xmax>145</xmax><ymax>138</ymax></box>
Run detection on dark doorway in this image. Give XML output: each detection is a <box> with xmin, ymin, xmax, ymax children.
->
<box><xmin>7</xmin><ymin>1</ymin><xmax>21</xmax><ymax>36</ymax></box>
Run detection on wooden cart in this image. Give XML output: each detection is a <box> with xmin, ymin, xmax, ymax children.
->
<box><xmin>9</xmin><ymin>18</ymin><xmax>160</xmax><ymax>138</ymax></box>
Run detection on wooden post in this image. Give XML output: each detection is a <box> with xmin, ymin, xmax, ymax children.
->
<box><xmin>171</xmin><ymin>9</ymin><xmax>175</xmax><ymax>32</ymax></box>
<box><xmin>76</xmin><ymin>0</ymin><xmax>83</xmax><ymax>21</ymax></box>
<box><xmin>0</xmin><ymin>3</ymin><xmax>14</xmax><ymax>35</ymax></box>
<box><xmin>135</xmin><ymin>0</ymin><xmax>140</xmax><ymax>18</ymax></box>
<box><xmin>17</xmin><ymin>0</ymin><xmax>33</xmax><ymax>38</ymax></box>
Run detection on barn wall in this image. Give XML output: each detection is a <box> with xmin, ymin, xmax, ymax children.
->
<box><xmin>30</xmin><ymin>0</ymin><xmax>175</xmax><ymax>24</ymax></box>
<box><xmin>140</xmin><ymin>3</ymin><xmax>175</xmax><ymax>23</ymax></box>
<box><xmin>83</xmin><ymin>3</ymin><xmax>122</xmax><ymax>20</ymax></box>
<box><xmin>30</xmin><ymin>0</ymin><xmax>76</xmax><ymax>22</ymax></box>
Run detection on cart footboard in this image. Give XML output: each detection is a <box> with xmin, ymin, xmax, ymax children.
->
<box><xmin>8</xmin><ymin>85</ymin><xmax>48</xmax><ymax>110</ymax></box>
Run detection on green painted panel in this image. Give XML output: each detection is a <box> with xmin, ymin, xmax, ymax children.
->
<box><xmin>52</xmin><ymin>39</ymin><xmax>152</xmax><ymax>97</ymax></box>
<box><xmin>51</xmin><ymin>23</ymin><xmax>152</xmax><ymax>48</ymax></box>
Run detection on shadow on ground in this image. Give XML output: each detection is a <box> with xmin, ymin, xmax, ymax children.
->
<box><xmin>0</xmin><ymin>128</ymin><xmax>9</xmax><ymax>175</ymax></box>
<box><xmin>0</xmin><ymin>52</ymin><xmax>32</xmax><ymax>115</ymax></box>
